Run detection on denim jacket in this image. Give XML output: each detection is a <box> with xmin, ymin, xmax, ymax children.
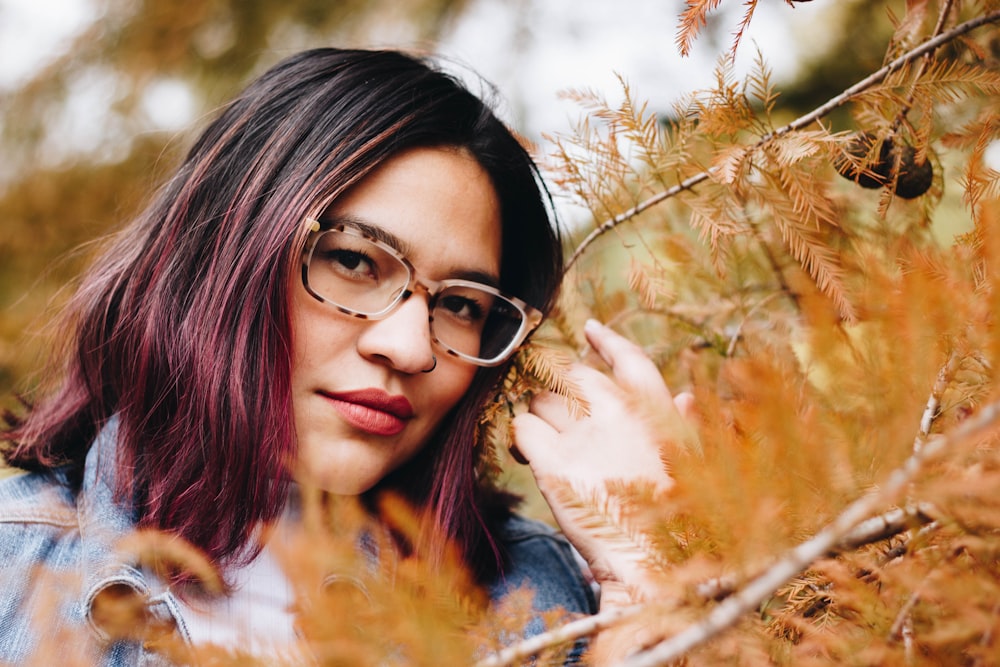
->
<box><xmin>0</xmin><ymin>421</ymin><xmax>597</xmax><ymax>665</ymax></box>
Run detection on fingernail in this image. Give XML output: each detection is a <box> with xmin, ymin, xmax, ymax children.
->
<box><xmin>584</xmin><ymin>318</ymin><xmax>603</xmax><ymax>334</ymax></box>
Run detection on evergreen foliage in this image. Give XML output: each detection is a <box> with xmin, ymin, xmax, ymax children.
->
<box><xmin>493</xmin><ymin>2</ymin><xmax>1000</xmax><ymax>664</ymax></box>
<box><xmin>4</xmin><ymin>1</ymin><xmax>1000</xmax><ymax>664</ymax></box>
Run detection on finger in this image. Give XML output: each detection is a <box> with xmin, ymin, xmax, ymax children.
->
<box><xmin>583</xmin><ymin>319</ymin><xmax>672</xmax><ymax>401</ymax></box>
<box><xmin>527</xmin><ymin>389</ymin><xmax>578</xmax><ymax>433</ymax></box>
<box><xmin>507</xmin><ymin>442</ymin><xmax>529</xmax><ymax>465</ymax></box>
<box><xmin>674</xmin><ymin>391</ymin><xmax>697</xmax><ymax>420</ymax></box>
<box><xmin>669</xmin><ymin>390</ymin><xmax>703</xmax><ymax>455</ymax></box>
<box><xmin>510</xmin><ymin>411</ymin><xmax>561</xmax><ymax>469</ymax></box>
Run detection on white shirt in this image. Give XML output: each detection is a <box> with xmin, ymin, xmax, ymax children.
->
<box><xmin>144</xmin><ymin>501</ymin><xmax>304</xmax><ymax>657</ymax></box>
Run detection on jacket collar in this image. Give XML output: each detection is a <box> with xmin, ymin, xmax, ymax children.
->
<box><xmin>77</xmin><ymin>417</ymin><xmax>184</xmax><ymax>645</ymax></box>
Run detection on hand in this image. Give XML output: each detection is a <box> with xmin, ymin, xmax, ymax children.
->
<box><xmin>512</xmin><ymin>319</ymin><xmax>696</xmax><ymax>599</ymax></box>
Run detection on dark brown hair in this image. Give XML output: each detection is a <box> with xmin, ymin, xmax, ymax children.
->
<box><xmin>3</xmin><ymin>49</ymin><xmax>562</xmax><ymax>579</ymax></box>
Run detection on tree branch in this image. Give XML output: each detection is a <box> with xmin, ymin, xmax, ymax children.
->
<box><xmin>918</xmin><ymin>351</ymin><xmax>961</xmax><ymax>449</ymax></box>
<box><xmin>694</xmin><ymin>503</ymin><xmax>938</xmax><ymax>601</ymax></box>
<box><xmin>615</xmin><ymin>397</ymin><xmax>1000</xmax><ymax>667</ymax></box>
<box><xmin>564</xmin><ymin>10</ymin><xmax>1000</xmax><ymax>269</ymax></box>
<box><xmin>472</xmin><ymin>602</ymin><xmax>644</xmax><ymax>667</ymax></box>
<box><xmin>476</xmin><ymin>501</ymin><xmax>939</xmax><ymax>667</ymax></box>
<box><xmin>889</xmin><ymin>0</ymin><xmax>956</xmax><ymax>136</ymax></box>
<box><xmin>476</xmin><ymin>347</ymin><xmax>961</xmax><ymax>667</ymax></box>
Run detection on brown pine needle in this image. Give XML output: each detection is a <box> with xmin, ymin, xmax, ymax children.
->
<box><xmin>566</xmin><ymin>10</ymin><xmax>1000</xmax><ymax>269</ymax></box>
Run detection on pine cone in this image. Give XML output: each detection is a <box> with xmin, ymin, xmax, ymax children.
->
<box><xmin>834</xmin><ymin>132</ymin><xmax>888</xmax><ymax>189</ymax></box>
<box><xmin>834</xmin><ymin>132</ymin><xmax>933</xmax><ymax>199</ymax></box>
<box><xmin>891</xmin><ymin>144</ymin><xmax>934</xmax><ymax>199</ymax></box>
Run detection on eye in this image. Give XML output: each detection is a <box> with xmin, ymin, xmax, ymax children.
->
<box><xmin>324</xmin><ymin>249</ymin><xmax>377</xmax><ymax>281</ymax></box>
<box><xmin>437</xmin><ymin>293</ymin><xmax>487</xmax><ymax>324</ymax></box>
<box><xmin>313</xmin><ymin>230</ymin><xmax>384</xmax><ymax>283</ymax></box>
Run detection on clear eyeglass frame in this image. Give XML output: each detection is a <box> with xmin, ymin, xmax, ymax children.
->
<box><xmin>300</xmin><ymin>218</ymin><xmax>543</xmax><ymax>367</ymax></box>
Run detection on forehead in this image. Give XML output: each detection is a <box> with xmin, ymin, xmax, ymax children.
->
<box><xmin>323</xmin><ymin>146</ymin><xmax>503</xmax><ymax>280</ymax></box>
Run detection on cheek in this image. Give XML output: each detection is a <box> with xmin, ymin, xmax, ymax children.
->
<box><xmin>289</xmin><ymin>289</ymin><xmax>354</xmax><ymax>372</ymax></box>
<box><xmin>425</xmin><ymin>364</ymin><xmax>479</xmax><ymax>422</ymax></box>
<box><xmin>288</xmin><ymin>283</ymin><xmax>315</xmax><ymax>369</ymax></box>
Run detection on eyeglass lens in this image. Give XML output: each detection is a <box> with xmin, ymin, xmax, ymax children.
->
<box><xmin>307</xmin><ymin>230</ymin><xmax>525</xmax><ymax>362</ymax></box>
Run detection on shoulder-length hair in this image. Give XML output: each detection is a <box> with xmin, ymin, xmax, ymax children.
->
<box><xmin>4</xmin><ymin>48</ymin><xmax>563</xmax><ymax>579</ymax></box>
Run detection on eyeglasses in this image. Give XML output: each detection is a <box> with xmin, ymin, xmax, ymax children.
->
<box><xmin>301</xmin><ymin>219</ymin><xmax>542</xmax><ymax>367</ymax></box>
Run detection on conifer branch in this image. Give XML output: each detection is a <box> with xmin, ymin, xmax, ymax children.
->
<box><xmin>725</xmin><ymin>292</ymin><xmax>780</xmax><ymax>357</ymax></box>
<box><xmin>694</xmin><ymin>504</ymin><xmax>937</xmax><ymax>601</ymax></box>
<box><xmin>746</xmin><ymin>221</ymin><xmax>801</xmax><ymax>315</ymax></box>
<box><xmin>676</xmin><ymin>0</ymin><xmax>725</xmax><ymax>58</ymax></box>
<box><xmin>917</xmin><ymin>351</ymin><xmax>961</xmax><ymax>447</ymax></box>
<box><xmin>565</xmin><ymin>10</ymin><xmax>1000</xmax><ymax>269</ymax></box>
<box><xmin>837</xmin><ymin>505</ymin><xmax>936</xmax><ymax>554</ymax></box>
<box><xmin>475</xmin><ymin>346</ymin><xmax>963</xmax><ymax>666</ymax></box>
<box><xmin>475</xmin><ymin>502</ymin><xmax>941</xmax><ymax>666</ymax></box>
<box><xmin>472</xmin><ymin>603</ymin><xmax>645</xmax><ymax>667</ymax></box>
<box><xmin>889</xmin><ymin>0</ymin><xmax>956</xmax><ymax>137</ymax></box>
<box><xmin>760</xmin><ymin>10</ymin><xmax>1000</xmax><ymax>140</ymax></box>
<box><xmin>566</xmin><ymin>171</ymin><xmax>714</xmax><ymax>270</ymax></box>
<box><xmin>973</xmin><ymin>602</ymin><xmax>1000</xmax><ymax>666</ymax></box>
<box><xmin>888</xmin><ymin>590</ymin><xmax>922</xmax><ymax>643</ymax></box>
<box><xmin>615</xmin><ymin>397</ymin><xmax>1000</xmax><ymax>667</ymax></box>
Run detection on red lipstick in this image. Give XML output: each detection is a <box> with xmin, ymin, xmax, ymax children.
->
<box><xmin>322</xmin><ymin>388</ymin><xmax>414</xmax><ymax>436</ymax></box>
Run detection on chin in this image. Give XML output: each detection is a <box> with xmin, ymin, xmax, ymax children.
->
<box><xmin>299</xmin><ymin>468</ymin><xmax>381</xmax><ymax>496</ymax></box>
<box><xmin>294</xmin><ymin>454</ymin><xmax>381</xmax><ymax>497</ymax></box>
<box><xmin>294</xmin><ymin>430</ymin><xmax>392</xmax><ymax>491</ymax></box>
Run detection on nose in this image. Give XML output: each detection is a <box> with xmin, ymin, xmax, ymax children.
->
<box><xmin>356</xmin><ymin>292</ymin><xmax>436</xmax><ymax>374</ymax></box>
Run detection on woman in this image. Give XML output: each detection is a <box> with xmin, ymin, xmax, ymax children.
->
<box><xmin>0</xmin><ymin>48</ymin><xmax>681</xmax><ymax>665</ymax></box>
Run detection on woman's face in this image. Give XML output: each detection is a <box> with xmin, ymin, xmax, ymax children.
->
<box><xmin>289</xmin><ymin>146</ymin><xmax>502</xmax><ymax>494</ymax></box>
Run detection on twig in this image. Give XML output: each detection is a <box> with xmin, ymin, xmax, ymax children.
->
<box><xmin>615</xmin><ymin>397</ymin><xmax>1000</xmax><ymax>667</ymax></box>
<box><xmin>972</xmin><ymin>601</ymin><xmax>1000</xmax><ymax>666</ymax></box>
<box><xmin>476</xmin><ymin>503</ymin><xmax>939</xmax><ymax>666</ymax></box>
<box><xmin>878</xmin><ymin>519</ymin><xmax>941</xmax><ymax>566</ymax></box>
<box><xmin>759</xmin><ymin>10</ymin><xmax>998</xmax><ymax>141</ymax></box>
<box><xmin>889</xmin><ymin>590</ymin><xmax>921</xmax><ymax>642</ymax></box>
<box><xmin>842</xmin><ymin>504</ymin><xmax>936</xmax><ymax>553</ymax></box>
<box><xmin>477</xmin><ymin>362</ymin><xmax>954</xmax><ymax>667</ymax></box>
<box><xmin>746</xmin><ymin>221</ymin><xmax>802</xmax><ymax>316</ymax></box>
<box><xmin>696</xmin><ymin>504</ymin><xmax>937</xmax><ymax>601</ymax></box>
<box><xmin>472</xmin><ymin>603</ymin><xmax>644</xmax><ymax>667</ymax></box>
<box><xmin>929</xmin><ymin>0</ymin><xmax>956</xmax><ymax>40</ymax></box>
<box><xmin>917</xmin><ymin>351</ymin><xmax>961</xmax><ymax>450</ymax></box>
<box><xmin>566</xmin><ymin>170</ymin><xmax>714</xmax><ymax>270</ymax></box>
<box><xmin>903</xmin><ymin>615</ymin><xmax>916</xmax><ymax>664</ymax></box>
<box><xmin>725</xmin><ymin>292</ymin><xmax>781</xmax><ymax>357</ymax></box>
<box><xmin>890</xmin><ymin>589</ymin><xmax>922</xmax><ymax>664</ymax></box>
<box><xmin>889</xmin><ymin>0</ymin><xmax>956</xmax><ymax>136</ymax></box>
<box><xmin>474</xmin><ymin>495</ymin><xmax>941</xmax><ymax>665</ymax></box>
<box><xmin>565</xmin><ymin>10</ymin><xmax>1000</xmax><ymax>269</ymax></box>
<box><xmin>889</xmin><ymin>592</ymin><xmax>920</xmax><ymax>641</ymax></box>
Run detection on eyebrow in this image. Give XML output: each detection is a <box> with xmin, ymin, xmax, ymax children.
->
<box><xmin>320</xmin><ymin>214</ymin><xmax>501</xmax><ymax>288</ymax></box>
<box><xmin>324</xmin><ymin>214</ymin><xmax>412</xmax><ymax>255</ymax></box>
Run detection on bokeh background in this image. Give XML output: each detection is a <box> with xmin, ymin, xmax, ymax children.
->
<box><xmin>0</xmin><ymin>0</ymin><xmax>988</xmax><ymax>408</ymax></box>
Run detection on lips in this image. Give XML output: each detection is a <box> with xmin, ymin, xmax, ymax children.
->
<box><xmin>321</xmin><ymin>388</ymin><xmax>414</xmax><ymax>437</ymax></box>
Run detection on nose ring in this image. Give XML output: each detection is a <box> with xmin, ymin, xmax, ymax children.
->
<box><xmin>421</xmin><ymin>356</ymin><xmax>437</xmax><ymax>374</ymax></box>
